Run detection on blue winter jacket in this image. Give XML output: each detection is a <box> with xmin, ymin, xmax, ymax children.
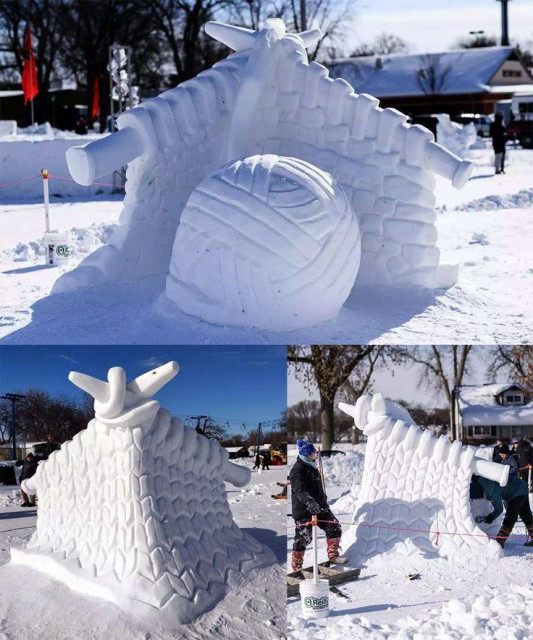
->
<box><xmin>478</xmin><ymin>475</ymin><xmax>528</xmax><ymax>522</ymax></box>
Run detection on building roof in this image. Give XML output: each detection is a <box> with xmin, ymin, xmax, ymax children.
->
<box><xmin>328</xmin><ymin>47</ymin><xmax>532</xmax><ymax>99</ymax></box>
<box><xmin>458</xmin><ymin>384</ymin><xmax>533</xmax><ymax>427</ymax></box>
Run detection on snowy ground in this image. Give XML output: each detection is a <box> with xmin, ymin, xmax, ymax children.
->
<box><xmin>287</xmin><ymin>447</ymin><xmax>533</xmax><ymax>640</ymax></box>
<box><xmin>0</xmin><ymin>460</ymin><xmax>286</xmax><ymax>640</ymax></box>
<box><xmin>1</xmin><ymin>142</ymin><xmax>532</xmax><ymax>344</ymax></box>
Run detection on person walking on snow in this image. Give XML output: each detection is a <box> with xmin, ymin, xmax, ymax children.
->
<box><xmin>474</xmin><ymin>474</ymin><xmax>533</xmax><ymax>549</ymax></box>
<box><xmin>289</xmin><ymin>439</ymin><xmax>347</xmax><ymax>571</ymax></box>
<box><xmin>514</xmin><ymin>440</ymin><xmax>533</xmax><ymax>487</ymax></box>
<box><xmin>489</xmin><ymin>112</ymin><xmax>508</xmax><ymax>175</ymax></box>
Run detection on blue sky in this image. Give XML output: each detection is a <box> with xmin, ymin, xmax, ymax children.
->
<box><xmin>0</xmin><ymin>346</ymin><xmax>287</xmax><ymax>433</ymax></box>
<box><xmin>347</xmin><ymin>0</ymin><xmax>533</xmax><ymax>53</ymax></box>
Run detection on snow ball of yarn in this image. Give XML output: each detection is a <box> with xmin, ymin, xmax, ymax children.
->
<box><xmin>165</xmin><ymin>154</ymin><xmax>361</xmax><ymax>330</ymax></box>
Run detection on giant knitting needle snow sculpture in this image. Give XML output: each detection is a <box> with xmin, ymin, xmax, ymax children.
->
<box><xmin>57</xmin><ymin>19</ymin><xmax>474</xmax><ymax>331</ymax></box>
<box><xmin>339</xmin><ymin>394</ymin><xmax>508</xmax><ymax>563</ymax></box>
<box><xmin>11</xmin><ymin>361</ymin><xmax>274</xmax><ymax>627</ymax></box>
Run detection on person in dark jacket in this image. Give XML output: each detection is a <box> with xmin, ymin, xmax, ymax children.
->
<box><xmin>475</xmin><ymin>474</ymin><xmax>533</xmax><ymax>548</ymax></box>
<box><xmin>499</xmin><ymin>444</ymin><xmax>519</xmax><ymax>476</ymax></box>
<box><xmin>262</xmin><ymin>450</ymin><xmax>271</xmax><ymax>471</ymax></box>
<box><xmin>515</xmin><ymin>440</ymin><xmax>533</xmax><ymax>487</ymax></box>
<box><xmin>489</xmin><ymin>112</ymin><xmax>508</xmax><ymax>175</ymax></box>
<box><xmin>289</xmin><ymin>439</ymin><xmax>347</xmax><ymax>571</ymax></box>
<box><xmin>15</xmin><ymin>453</ymin><xmax>38</xmax><ymax>507</ymax></box>
<box><xmin>492</xmin><ymin>439</ymin><xmax>505</xmax><ymax>463</ymax></box>
<box><xmin>38</xmin><ymin>434</ymin><xmax>61</xmax><ymax>460</ymax></box>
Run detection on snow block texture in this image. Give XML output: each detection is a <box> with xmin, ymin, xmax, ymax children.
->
<box><xmin>339</xmin><ymin>394</ymin><xmax>506</xmax><ymax>563</ymax></box>
<box><xmin>11</xmin><ymin>362</ymin><xmax>274</xmax><ymax>629</ymax></box>
<box><xmin>56</xmin><ymin>18</ymin><xmax>473</xmax><ymax>329</ymax></box>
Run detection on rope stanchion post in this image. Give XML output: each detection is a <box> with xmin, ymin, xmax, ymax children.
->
<box><xmin>42</xmin><ymin>168</ymin><xmax>50</xmax><ymax>233</ymax></box>
<box><xmin>312</xmin><ymin>514</ymin><xmax>318</xmax><ymax>585</ymax></box>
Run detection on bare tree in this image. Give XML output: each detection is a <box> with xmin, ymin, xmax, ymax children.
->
<box><xmin>147</xmin><ymin>0</ymin><xmax>231</xmax><ymax>85</ymax></box>
<box><xmin>397</xmin><ymin>346</ymin><xmax>473</xmax><ymax>441</ymax></box>
<box><xmin>0</xmin><ymin>0</ymin><xmax>69</xmax><ymax>123</ymax></box>
<box><xmin>351</xmin><ymin>32</ymin><xmax>410</xmax><ymax>57</ymax></box>
<box><xmin>489</xmin><ymin>346</ymin><xmax>533</xmax><ymax>396</ymax></box>
<box><xmin>416</xmin><ymin>53</ymin><xmax>452</xmax><ymax>107</ymax></box>
<box><xmin>287</xmin><ymin>345</ymin><xmax>380</xmax><ymax>449</ymax></box>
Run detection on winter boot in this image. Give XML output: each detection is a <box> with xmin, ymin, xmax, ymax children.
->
<box><xmin>524</xmin><ymin>524</ymin><xmax>533</xmax><ymax>547</ymax></box>
<box><xmin>496</xmin><ymin>524</ymin><xmax>512</xmax><ymax>549</ymax></box>
<box><xmin>327</xmin><ymin>538</ymin><xmax>348</xmax><ymax>564</ymax></box>
<box><xmin>291</xmin><ymin>550</ymin><xmax>305</xmax><ymax>572</ymax></box>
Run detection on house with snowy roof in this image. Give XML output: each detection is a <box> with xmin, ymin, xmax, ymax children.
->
<box><xmin>455</xmin><ymin>383</ymin><xmax>533</xmax><ymax>443</ymax></box>
<box><xmin>328</xmin><ymin>47</ymin><xmax>533</xmax><ymax>119</ymax></box>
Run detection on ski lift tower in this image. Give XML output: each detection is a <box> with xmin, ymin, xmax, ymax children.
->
<box><xmin>108</xmin><ymin>44</ymin><xmax>132</xmax><ymax>188</ymax></box>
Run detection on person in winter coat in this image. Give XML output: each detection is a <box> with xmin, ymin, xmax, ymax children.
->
<box><xmin>499</xmin><ymin>444</ymin><xmax>519</xmax><ymax>476</ymax></box>
<box><xmin>492</xmin><ymin>439</ymin><xmax>505</xmax><ymax>463</ymax></box>
<box><xmin>489</xmin><ymin>112</ymin><xmax>508</xmax><ymax>175</ymax></box>
<box><xmin>15</xmin><ymin>453</ymin><xmax>38</xmax><ymax>507</ymax></box>
<box><xmin>515</xmin><ymin>440</ymin><xmax>533</xmax><ymax>486</ymax></box>
<box><xmin>38</xmin><ymin>434</ymin><xmax>61</xmax><ymax>460</ymax></box>
<box><xmin>474</xmin><ymin>474</ymin><xmax>533</xmax><ymax>548</ymax></box>
<box><xmin>289</xmin><ymin>439</ymin><xmax>347</xmax><ymax>572</ymax></box>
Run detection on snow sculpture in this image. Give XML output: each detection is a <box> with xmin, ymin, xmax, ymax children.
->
<box><xmin>436</xmin><ymin>114</ymin><xmax>478</xmax><ymax>158</ymax></box>
<box><xmin>56</xmin><ymin>19</ymin><xmax>474</xmax><ymax>330</ymax></box>
<box><xmin>11</xmin><ymin>362</ymin><xmax>274</xmax><ymax>627</ymax></box>
<box><xmin>166</xmin><ymin>155</ymin><xmax>361</xmax><ymax>329</ymax></box>
<box><xmin>339</xmin><ymin>394</ymin><xmax>508</xmax><ymax>563</ymax></box>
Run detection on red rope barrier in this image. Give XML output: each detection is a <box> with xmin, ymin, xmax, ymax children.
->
<box><xmin>47</xmin><ymin>174</ymin><xmax>126</xmax><ymax>189</ymax></box>
<box><xmin>0</xmin><ymin>175</ymin><xmax>41</xmax><ymax>189</ymax></box>
<box><xmin>288</xmin><ymin>518</ymin><xmax>527</xmax><ymax>541</ymax></box>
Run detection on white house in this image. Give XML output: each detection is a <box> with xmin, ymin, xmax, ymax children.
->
<box><xmin>455</xmin><ymin>383</ymin><xmax>533</xmax><ymax>442</ymax></box>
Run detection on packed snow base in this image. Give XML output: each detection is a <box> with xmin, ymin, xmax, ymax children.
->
<box><xmin>338</xmin><ymin>394</ymin><xmax>507</xmax><ymax>561</ymax></box>
<box><xmin>55</xmin><ymin>18</ymin><xmax>471</xmax><ymax>332</ymax></box>
<box><xmin>287</xmin><ymin>443</ymin><xmax>533</xmax><ymax>639</ymax></box>
<box><xmin>10</xmin><ymin>361</ymin><xmax>274</xmax><ymax>629</ymax></box>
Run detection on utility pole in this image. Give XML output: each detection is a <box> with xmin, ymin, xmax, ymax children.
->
<box><xmin>256</xmin><ymin>422</ymin><xmax>262</xmax><ymax>455</ymax></box>
<box><xmin>1</xmin><ymin>393</ymin><xmax>27</xmax><ymax>459</ymax></box>
<box><xmin>300</xmin><ymin>0</ymin><xmax>307</xmax><ymax>32</ymax></box>
<box><xmin>496</xmin><ymin>0</ymin><xmax>512</xmax><ymax>46</ymax></box>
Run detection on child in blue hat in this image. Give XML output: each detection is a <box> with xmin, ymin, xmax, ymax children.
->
<box><xmin>289</xmin><ymin>439</ymin><xmax>347</xmax><ymax>571</ymax></box>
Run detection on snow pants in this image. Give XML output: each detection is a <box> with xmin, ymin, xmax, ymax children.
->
<box><xmin>502</xmin><ymin>494</ymin><xmax>533</xmax><ymax>532</ymax></box>
<box><xmin>293</xmin><ymin>508</ymin><xmax>342</xmax><ymax>552</ymax></box>
<box><xmin>494</xmin><ymin>151</ymin><xmax>505</xmax><ymax>173</ymax></box>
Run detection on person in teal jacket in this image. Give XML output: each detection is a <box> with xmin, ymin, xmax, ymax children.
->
<box><xmin>475</xmin><ymin>474</ymin><xmax>533</xmax><ymax>548</ymax></box>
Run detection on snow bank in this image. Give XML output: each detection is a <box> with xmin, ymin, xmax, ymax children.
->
<box><xmin>463</xmin><ymin>188</ymin><xmax>533</xmax><ymax>211</ymax></box>
<box><xmin>0</xmin><ymin>136</ymin><xmax>114</xmax><ymax>200</ymax></box>
<box><xmin>2</xmin><ymin>222</ymin><xmax>117</xmax><ymax>263</ymax></box>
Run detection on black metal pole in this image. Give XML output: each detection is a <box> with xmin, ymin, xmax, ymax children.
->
<box><xmin>1</xmin><ymin>393</ymin><xmax>27</xmax><ymax>459</ymax></box>
<box><xmin>500</xmin><ymin>0</ymin><xmax>510</xmax><ymax>46</ymax></box>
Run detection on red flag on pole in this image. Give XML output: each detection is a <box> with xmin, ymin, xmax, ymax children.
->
<box><xmin>92</xmin><ymin>77</ymin><xmax>100</xmax><ymax>119</ymax></box>
<box><xmin>21</xmin><ymin>24</ymin><xmax>39</xmax><ymax>105</ymax></box>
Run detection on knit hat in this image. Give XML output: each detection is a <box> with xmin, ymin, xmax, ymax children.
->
<box><xmin>296</xmin><ymin>439</ymin><xmax>316</xmax><ymax>457</ymax></box>
<box><xmin>500</xmin><ymin>443</ymin><xmax>510</xmax><ymax>455</ymax></box>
